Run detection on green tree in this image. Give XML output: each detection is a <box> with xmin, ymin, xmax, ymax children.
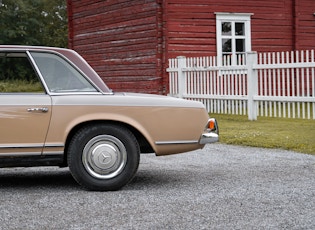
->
<box><xmin>0</xmin><ymin>0</ymin><xmax>68</xmax><ymax>47</ymax></box>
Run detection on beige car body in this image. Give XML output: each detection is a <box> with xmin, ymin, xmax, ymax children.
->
<box><xmin>0</xmin><ymin>46</ymin><xmax>218</xmax><ymax>158</ymax></box>
<box><xmin>0</xmin><ymin>93</ymin><xmax>213</xmax><ymax>156</ymax></box>
<box><xmin>0</xmin><ymin>46</ymin><xmax>218</xmax><ymax>190</ymax></box>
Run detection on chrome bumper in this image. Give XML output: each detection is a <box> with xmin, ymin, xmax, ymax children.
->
<box><xmin>199</xmin><ymin>118</ymin><xmax>219</xmax><ymax>144</ymax></box>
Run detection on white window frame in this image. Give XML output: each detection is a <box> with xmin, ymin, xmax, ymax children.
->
<box><xmin>215</xmin><ymin>12</ymin><xmax>253</xmax><ymax>66</ymax></box>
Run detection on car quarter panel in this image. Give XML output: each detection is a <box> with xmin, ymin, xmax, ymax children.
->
<box><xmin>45</xmin><ymin>94</ymin><xmax>209</xmax><ymax>156</ymax></box>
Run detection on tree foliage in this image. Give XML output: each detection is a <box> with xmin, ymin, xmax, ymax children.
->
<box><xmin>0</xmin><ymin>0</ymin><xmax>68</xmax><ymax>47</ymax></box>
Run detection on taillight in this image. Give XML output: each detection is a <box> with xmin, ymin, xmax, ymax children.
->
<box><xmin>208</xmin><ymin>118</ymin><xmax>216</xmax><ymax>130</ymax></box>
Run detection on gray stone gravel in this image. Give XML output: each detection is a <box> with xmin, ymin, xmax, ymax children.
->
<box><xmin>0</xmin><ymin>143</ymin><xmax>314</xmax><ymax>229</ymax></box>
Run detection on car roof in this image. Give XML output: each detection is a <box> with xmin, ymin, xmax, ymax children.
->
<box><xmin>0</xmin><ymin>45</ymin><xmax>111</xmax><ymax>93</ymax></box>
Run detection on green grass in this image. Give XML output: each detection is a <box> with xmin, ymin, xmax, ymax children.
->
<box><xmin>212</xmin><ymin>113</ymin><xmax>315</xmax><ymax>155</ymax></box>
<box><xmin>0</xmin><ymin>80</ymin><xmax>43</xmax><ymax>92</ymax></box>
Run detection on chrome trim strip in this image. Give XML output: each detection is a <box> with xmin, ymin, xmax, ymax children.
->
<box><xmin>42</xmin><ymin>151</ymin><xmax>64</xmax><ymax>155</ymax></box>
<box><xmin>0</xmin><ymin>144</ymin><xmax>64</xmax><ymax>156</ymax></box>
<box><xmin>0</xmin><ymin>152</ymin><xmax>42</xmax><ymax>157</ymax></box>
<box><xmin>0</xmin><ymin>143</ymin><xmax>64</xmax><ymax>149</ymax></box>
<box><xmin>0</xmin><ymin>144</ymin><xmax>43</xmax><ymax>149</ymax></box>
<box><xmin>155</xmin><ymin>140</ymin><xmax>199</xmax><ymax>145</ymax></box>
<box><xmin>44</xmin><ymin>143</ymin><xmax>64</xmax><ymax>148</ymax></box>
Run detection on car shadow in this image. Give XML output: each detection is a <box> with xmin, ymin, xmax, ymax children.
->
<box><xmin>0</xmin><ymin>167</ymin><xmax>80</xmax><ymax>191</ymax></box>
<box><xmin>124</xmin><ymin>169</ymin><xmax>190</xmax><ymax>191</ymax></box>
<box><xmin>0</xmin><ymin>167</ymin><xmax>199</xmax><ymax>191</ymax></box>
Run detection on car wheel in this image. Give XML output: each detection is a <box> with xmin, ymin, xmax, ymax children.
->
<box><xmin>67</xmin><ymin>123</ymin><xmax>140</xmax><ymax>191</ymax></box>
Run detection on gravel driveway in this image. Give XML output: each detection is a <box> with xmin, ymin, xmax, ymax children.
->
<box><xmin>0</xmin><ymin>143</ymin><xmax>314</xmax><ymax>229</ymax></box>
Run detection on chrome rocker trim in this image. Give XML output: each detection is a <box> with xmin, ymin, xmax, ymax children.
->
<box><xmin>155</xmin><ymin>140</ymin><xmax>199</xmax><ymax>145</ymax></box>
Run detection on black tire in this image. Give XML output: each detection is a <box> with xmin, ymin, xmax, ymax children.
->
<box><xmin>67</xmin><ymin>123</ymin><xmax>140</xmax><ymax>191</ymax></box>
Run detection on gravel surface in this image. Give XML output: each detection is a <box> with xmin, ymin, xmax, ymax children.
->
<box><xmin>0</xmin><ymin>143</ymin><xmax>314</xmax><ymax>229</ymax></box>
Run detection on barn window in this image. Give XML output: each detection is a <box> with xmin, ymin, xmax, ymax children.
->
<box><xmin>215</xmin><ymin>13</ymin><xmax>253</xmax><ymax>66</ymax></box>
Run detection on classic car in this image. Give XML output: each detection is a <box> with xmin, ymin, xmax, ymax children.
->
<box><xmin>0</xmin><ymin>45</ymin><xmax>219</xmax><ymax>191</ymax></box>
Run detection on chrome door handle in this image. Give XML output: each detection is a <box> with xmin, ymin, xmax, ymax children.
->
<box><xmin>27</xmin><ymin>107</ymin><xmax>49</xmax><ymax>113</ymax></box>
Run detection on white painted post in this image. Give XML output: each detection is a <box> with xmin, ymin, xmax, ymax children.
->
<box><xmin>177</xmin><ymin>56</ymin><xmax>186</xmax><ymax>99</ymax></box>
<box><xmin>247</xmin><ymin>52</ymin><xmax>258</xmax><ymax>120</ymax></box>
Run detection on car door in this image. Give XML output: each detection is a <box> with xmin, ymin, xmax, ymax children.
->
<box><xmin>0</xmin><ymin>51</ymin><xmax>52</xmax><ymax>156</ymax></box>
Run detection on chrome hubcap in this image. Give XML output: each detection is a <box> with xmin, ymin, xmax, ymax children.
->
<box><xmin>82</xmin><ymin>135</ymin><xmax>127</xmax><ymax>179</ymax></box>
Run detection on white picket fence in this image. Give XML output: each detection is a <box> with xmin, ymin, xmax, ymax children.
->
<box><xmin>167</xmin><ymin>50</ymin><xmax>315</xmax><ymax>120</ymax></box>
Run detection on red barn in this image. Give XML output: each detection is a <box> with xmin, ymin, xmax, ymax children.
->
<box><xmin>67</xmin><ymin>0</ymin><xmax>315</xmax><ymax>94</ymax></box>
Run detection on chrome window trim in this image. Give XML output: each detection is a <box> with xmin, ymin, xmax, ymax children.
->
<box><xmin>26</xmin><ymin>50</ymin><xmax>50</xmax><ymax>94</ymax></box>
<box><xmin>49</xmin><ymin>92</ymin><xmax>103</xmax><ymax>96</ymax></box>
<box><xmin>27</xmin><ymin>50</ymin><xmax>105</xmax><ymax>94</ymax></box>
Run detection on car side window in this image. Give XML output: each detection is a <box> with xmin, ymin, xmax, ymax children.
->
<box><xmin>30</xmin><ymin>52</ymin><xmax>97</xmax><ymax>93</ymax></box>
<box><xmin>0</xmin><ymin>52</ymin><xmax>45</xmax><ymax>93</ymax></box>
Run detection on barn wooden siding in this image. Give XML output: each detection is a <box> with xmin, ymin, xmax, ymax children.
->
<box><xmin>67</xmin><ymin>0</ymin><xmax>165</xmax><ymax>94</ymax></box>
<box><xmin>68</xmin><ymin>0</ymin><xmax>315</xmax><ymax>94</ymax></box>
<box><xmin>165</xmin><ymin>0</ymin><xmax>315</xmax><ymax>59</ymax></box>
<box><xmin>294</xmin><ymin>0</ymin><xmax>315</xmax><ymax>51</ymax></box>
